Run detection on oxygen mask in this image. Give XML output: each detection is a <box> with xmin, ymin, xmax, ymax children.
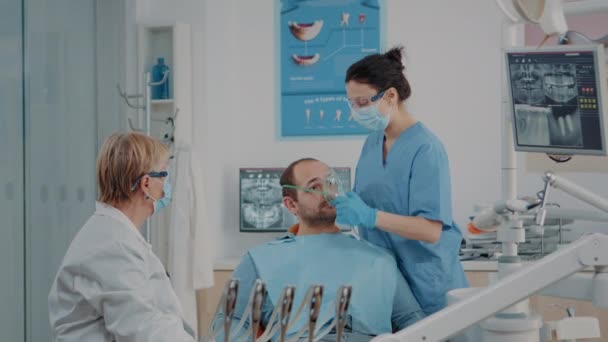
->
<box><xmin>322</xmin><ymin>169</ymin><xmax>346</xmax><ymax>204</ymax></box>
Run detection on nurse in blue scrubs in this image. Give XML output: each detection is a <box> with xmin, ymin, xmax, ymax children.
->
<box><xmin>333</xmin><ymin>46</ymin><xmax>469</xmax><ymax>315</ymax></box>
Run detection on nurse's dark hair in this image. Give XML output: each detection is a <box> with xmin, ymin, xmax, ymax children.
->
<box><xmin>345</xmin><ymin>46</ymin><xmax>412</xmax><ymax>102</ymax></box>
<box><xmin>280</xmin><ymin>158</ymin><xmax>319</xmax><ymax>200</ymax></box>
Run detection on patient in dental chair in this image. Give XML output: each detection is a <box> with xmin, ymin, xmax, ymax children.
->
<box><xmin>211</xmin><ymin>158</ymin><xmax>424</xmax><ymax>341</ymax></box>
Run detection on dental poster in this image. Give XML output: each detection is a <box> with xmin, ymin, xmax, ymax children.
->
<box><xmin>239</xmin><ymin>167</ymin><xmax>351</xmax><ymax>232</ymax></box>
<box><xmin>278</xmin><ymin>0</ymin><xmax>384</xmax><ymax>137</ymax></box>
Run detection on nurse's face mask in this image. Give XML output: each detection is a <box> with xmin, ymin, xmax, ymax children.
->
<box><xmin>347</xmin><ymin>89</ymin><xmax>391</xmax><ymax>131</ymax></box>
<box><xmin>131</xmin><ymin>171</ymin><xmax>172</xmax><ymax>214</ymax></box>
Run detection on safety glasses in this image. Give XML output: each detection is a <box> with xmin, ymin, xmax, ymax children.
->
<box><xmin>347</xmin><ymin>90</ymin><xmax>386</xmax><ymax>109</ymax></box>
<box><xmin>131</xmin><ymin>171</ymin><xmax>168</xmax><ymax>191</ymax></box>
<box><xmin>281</xmin><ymin>184</ymin><xmax>325</xmax><ymax>195</ymax></box>
<box><xmin>281</xmin><ymin>169</ymin><xmax>345</xmax><ymax>203</ymax></box>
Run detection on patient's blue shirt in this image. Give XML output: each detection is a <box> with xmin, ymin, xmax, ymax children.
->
<box><xmin>211</xmin><ymin>231</ymin><xmax>424</xmax><ymax>340</ymax></box>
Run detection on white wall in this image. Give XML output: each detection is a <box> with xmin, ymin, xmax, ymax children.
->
<box><xmin>200</xmin><ymin>0</ymin><xmax>369</xmax><ymax>259</ymax></box>
<box><xmin>135</xmin><ymin>0</ymin><xmax>608</xmax><ymax>263</ymax></box>
<box><xmin>384</xmin><ymin>0</ymin><xmax>504</xmax><ymax>232</ymax></box>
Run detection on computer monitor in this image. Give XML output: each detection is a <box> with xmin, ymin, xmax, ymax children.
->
<box><xmin>505</xmin><ymin>44</ymin><xmax>608</xmax><ymax>155</ymax></box>
<box><xmin>239</xmin><ymin>167</ymin><xmax>351</xmax><ymax>232</ymax></box>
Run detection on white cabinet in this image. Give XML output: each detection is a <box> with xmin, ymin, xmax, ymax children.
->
<box><xmin>135</xmin><ymin>22</ymin><xmax>192</xmax><ymax>146</ymax></box>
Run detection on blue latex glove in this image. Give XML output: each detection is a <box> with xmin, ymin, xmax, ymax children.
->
<box><xmin>331</xmin><ymin>191</ymin><xmax>378</xmax><ymax>229</ymax></box>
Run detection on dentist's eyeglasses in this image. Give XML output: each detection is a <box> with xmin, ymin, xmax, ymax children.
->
<box><xmin>346</xmin><ymin>90</ymin><xmax>386</xmax><ymax>109</ymax></box>
<box><xmin>130</xmin><ymin>171</ymin><xmax>168</xmax><ymax>191</ymax></box>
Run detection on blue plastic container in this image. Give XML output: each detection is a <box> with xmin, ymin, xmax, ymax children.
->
<box><xmin>151</xmin><ymin>57</ymin><xmax>170</xmax><ymax>99</ymax></box>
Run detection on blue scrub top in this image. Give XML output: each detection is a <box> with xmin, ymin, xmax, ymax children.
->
<box><xmin>353</xmin><ymin>122</ymin><xmax>469</xmax><ymax>315</ymax></box>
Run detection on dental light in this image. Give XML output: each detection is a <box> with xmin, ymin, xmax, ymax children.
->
<box><xmin>495</xmin><ymin>0</ymin><xmax>568</xmax><ymax>36</ymax></box>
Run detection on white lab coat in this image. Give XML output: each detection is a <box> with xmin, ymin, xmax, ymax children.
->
<box><xmin>168</xmin><ymin>144</ymin><xmax>214</xmax><ymax>335</ymax></box>
<box><xmin>48</xmin><ymin>202</ymin><xmax>196</xmax><ymax>342</ymax></box>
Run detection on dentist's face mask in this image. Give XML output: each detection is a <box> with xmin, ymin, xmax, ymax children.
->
<box><xmin>347</xmin><ymin>90</ymin><xmax>390</xmax><ymax>131</ymax></box>
<box><xmin>132</xmin><ymin>171</ymin><xmax>172</xmax><ymax>214</ymax></box>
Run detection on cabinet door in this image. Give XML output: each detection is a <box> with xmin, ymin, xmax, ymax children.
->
<box><xmin>0</xmin><ymin>1</ymin><xmax>25</xmax><ymax>341</ymax></box>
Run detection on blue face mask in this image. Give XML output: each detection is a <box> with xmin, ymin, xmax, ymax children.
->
<box><xmin>150</xmin><ymin>177</ymin><xmax>172</xmax><ymax>213</ymax></box>
<box><xmin>133</xmin><ymin>171</ymin><xmax>172</xmax><ymax>214</ymax></box>
<box><xmin>350</xmin><ymin>103</ymin><xmax>390</xmax><ymax>131</ymax></box>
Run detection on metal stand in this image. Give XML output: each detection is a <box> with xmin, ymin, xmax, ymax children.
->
<box><xmin>117</xmin><ymin>70</ymin><xmax>171</xmax><ymax>244</ymax></box>
<box><xmin>206</xmin><ymin>281</ymin><xmax>353</xmax><ymax>342</ymax></box>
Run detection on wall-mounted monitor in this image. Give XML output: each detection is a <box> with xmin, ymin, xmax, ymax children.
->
<box><xmin>239</xmin><ymin>167</ymin><xmax>351</xmax><ymax>232</ymax></box>
<box><xmin>505</xmin><ymin>44</ymin><xmax>608</xmax><ymax>155</ymax></box>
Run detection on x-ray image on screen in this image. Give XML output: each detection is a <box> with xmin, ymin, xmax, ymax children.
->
<box><xmin>239</xmin><ymin>167</ymin><xmax>351</xmax><ymax>232</ymax></box>
<box><xmin>240</xmin><ymin>168</ymin><xmax>295</xmax><ymax>231</ymax></box>
<box><xmin>510</xmin><ymin>60</ymin><xmax>584</xmax><ymax>147</ymax></box>
<box><xmin>514</xmin><ymin>104</ymin><xmax>583</xmax><ymax>147</ymax></box>
<box><xmin>543</xmin><ymin>64</ymin><xmax>578</xmax><ymax>104</ymax></box>
<box><xmin>514</xmin><ymin>105</ymin><xmax>552</xmax><ymax>146</ymax></box>
<box><xmin>506</xmin><ymin>45</ymin><xmax>608</xmax><ymax>155</ymax></box>
<box><xmin>547</xmin><ymin>106</ymin><xmax>583</xmax><ymax>147</ymax></box>
<box><xmin>510</xmin><ymin>64</ymin><xmax>546</xmax><ymax>105</ymax></box>
<box><xmin>509</xmin><ymin>63</ymin><xmax>578</xmax><ymax>106</ymax></box>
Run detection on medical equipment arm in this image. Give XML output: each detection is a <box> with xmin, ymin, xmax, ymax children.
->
<box><xmin>251</xmin><ymin>281</ymin><xmax>266</xmax><ymax>341</ymax></box>
<box><xmin>279</xmin><ymin>286</ymin><xmax>296</xmax><ymax>342</ymax></box>
<box><xmin>373</xmin><ymin>171</ymin><xmax>608</xmax><ymax>342</ymax></box>
<box><xmin>541</xmin><ymin>172</ymin><xmax>608</xmax><ymax>213</ymax></box>
<box><xmin>208</xmin><ymin>255</ymin><xmax>274</xmax><ymax>342</ymax></box>
<box><xmin>224</xmin><ymin>280</ymin><xmax>239</xmax><ymax>342</ymax></box>
<box><xmin>372</xmin><ymin>233</ymin><xmax>608</xmax><ymax>342</ymax></box>
<box><xmin>308</xmin><ymin>286</ymin><xmax>323</xmax><ymax>342</ymax></box>
<box><xmin>335</xmin><ymin>286</ymin><xmax>352</xmax><ymax>342</ymax></box>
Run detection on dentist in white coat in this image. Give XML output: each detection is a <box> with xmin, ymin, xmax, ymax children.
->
<box><xmin>48</xmin><ymin>132</ymin><xmax>195</xmax><ymax>342</ymax></box>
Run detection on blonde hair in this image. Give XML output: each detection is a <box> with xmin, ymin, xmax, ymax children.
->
<box><xmin>96</xmin><ymin>132</ymin><xmax>169</xmax><ymax>205</ymax></box>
